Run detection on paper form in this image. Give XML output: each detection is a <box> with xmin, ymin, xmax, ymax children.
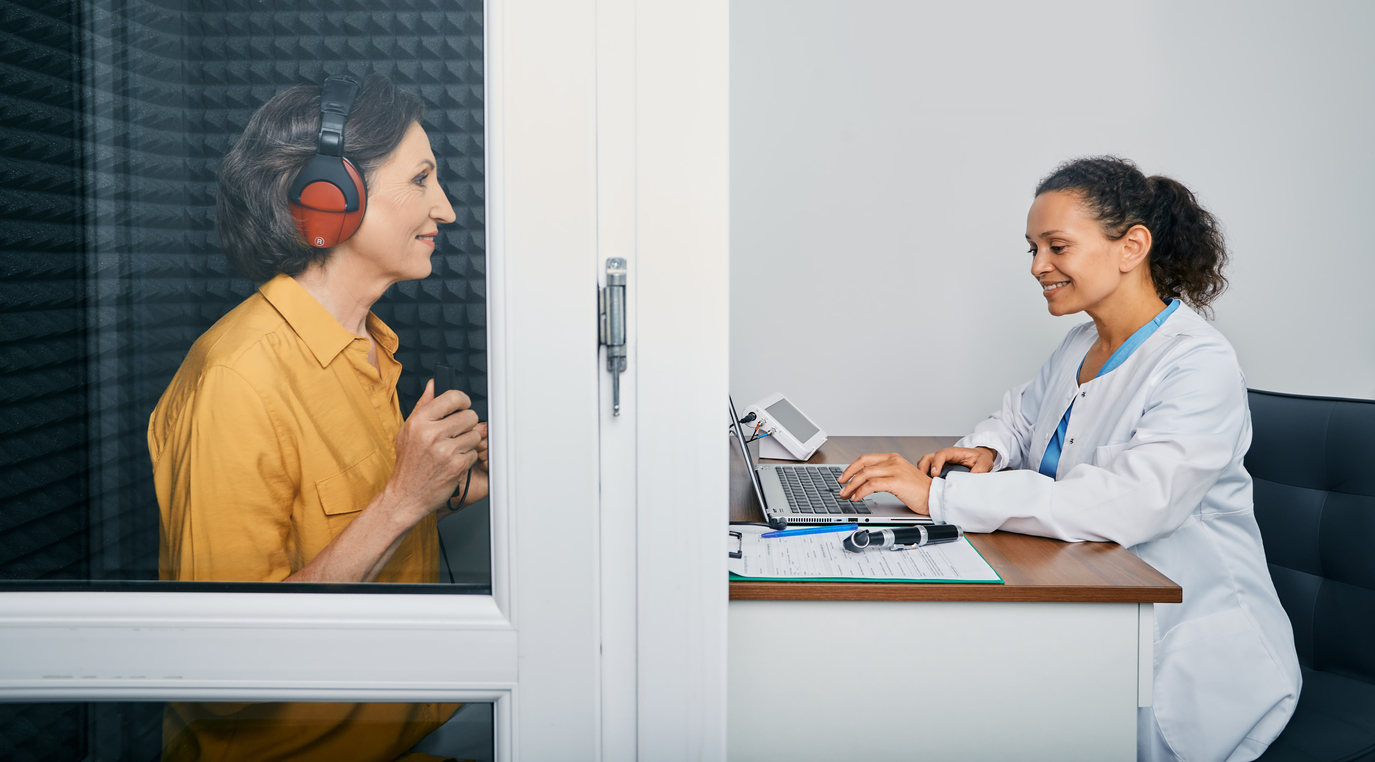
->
<box><xmin>728</xmin><ymin>525</ymin><xmax>1002</xmax><ymax>583</ymax></box>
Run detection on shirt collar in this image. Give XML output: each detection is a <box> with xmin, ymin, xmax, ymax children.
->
<box><xmin>367</xmin><ymin>311</ymin><xmax>399</xmax><ymax>356</ymax></box>
<box><xmin>259</xmin><ymin>274</ymin><xmax>396</xmax><ymax>368</ymax></box>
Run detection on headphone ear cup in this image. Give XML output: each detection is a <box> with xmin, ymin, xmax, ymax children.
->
<box><xmin>288</xmin><ymin>156</ymin><xmax>367</xmax><ymax>249</ymax></box>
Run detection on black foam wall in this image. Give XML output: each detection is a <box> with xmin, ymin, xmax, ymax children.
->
<box><xmin>0</xmin><ymin>0</ymin><xmax>487</xmax><ymax>585</ymax></box>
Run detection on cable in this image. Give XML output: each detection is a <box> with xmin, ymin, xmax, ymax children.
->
<box><xmin>438</xmin><ymin>519</ymin><xmax>455</xmax><ymax>582</ymax></box>
<box><xmin>455</xmin><ymin>463</ymin><xmax>476</xmax><ymax>507</ymax></box>
<box><xmin>438</xmin><ymin>464</ymin><xmax>477</xmax><ymax>583</ymax></box>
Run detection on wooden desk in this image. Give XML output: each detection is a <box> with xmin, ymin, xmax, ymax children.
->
<box><xmin>728</xmin><ymin>436</ymin><xmax>1180</xmax><ymax>761</ymax></box>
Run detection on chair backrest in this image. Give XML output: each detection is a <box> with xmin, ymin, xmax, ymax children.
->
<box><xmin>1246</xmin><ymin>389</ymin><xmax>1375</xmax><ymax>683</ymax></box>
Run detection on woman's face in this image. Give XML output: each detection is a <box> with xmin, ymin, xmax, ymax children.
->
<box><xmin>340</xmin><ymin>121</ymin><xmax>456</xmax><ymax>285</ymax></box>
<box><xmin>1025</xmin><ymin>190</ymin><xmax>1126</xmax><ymax>317</ymax></box>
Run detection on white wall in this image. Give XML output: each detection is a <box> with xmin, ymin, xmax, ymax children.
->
<box><xmin>731</xmin><ymin>0</ymin><xmax>1375</xmax><ymax>436</ymax></box>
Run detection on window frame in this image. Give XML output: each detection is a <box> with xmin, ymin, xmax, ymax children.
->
<box><xmin>0</xmin><ymin>2</ymin><xmax>731</xmax><ymax>759</ymax></box>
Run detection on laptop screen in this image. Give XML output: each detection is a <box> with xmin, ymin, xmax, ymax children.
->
<box><xmin>729</xmin><ymin>396</ymin><xmax>771</xmax><ymax>515</ymax></box>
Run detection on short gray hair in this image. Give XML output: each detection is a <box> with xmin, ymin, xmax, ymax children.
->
<box><xmin>216</xmin><ymin>74</ymin><xmax>425</xmax><ymax>282</ymax></box>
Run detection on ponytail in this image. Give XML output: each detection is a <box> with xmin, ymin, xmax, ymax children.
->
<box><xmin>1144</xmin><ymin>175</ymin><xmax>1228</xmax><ymax>315</ymax></box>
<box><xmin>1035</xmin><ymin>156</ymin><xmax>1229</xmax><ymax>316</ymax></box>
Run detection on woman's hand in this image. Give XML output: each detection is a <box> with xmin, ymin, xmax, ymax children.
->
<box><xmin>285</xmin><ymin>382</ymin><xmax>480</xmax><ymax>583</ymax></box>
<box><xmin>475</xmin><ymin>422</ymin><xmax>489</xmax><ymax>471</ymax></box>
<box><xmin>837</xmin><ymin>453</ymin><xmax>933</xmax><ymax>516</ymax></box>
<box><xmin>385</xmin><ymin>379</ymin><xmax>483</xmax><ymax>522</ymax></box>
<box><xmin>917</xmin><ymin>446</ymin><xmax>997</xmax><ymax>477</ymax></box>
<box><xmin>446</xmin><ymin>423</ymin><xmax>490</xmax><ymax>510</ymax></box>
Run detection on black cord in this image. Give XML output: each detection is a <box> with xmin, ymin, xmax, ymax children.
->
<box><xmin>437</xmin><ymin>464</ymin><xmax>476</xmax><ymax>583</ymax></box>
<box><xmin>455</xmin><ymin>463</ymin><xmax>476</xmax><ymax>508</ymax></box>
<box><xmin>726</xmin><ymin>413</ymin><xmax>756</xmax><ymax>432</ymax></box>
<box><xmin>438</xmin><ymin>518</ymin><xmax>455</xmax><ymax>583</ymax></box>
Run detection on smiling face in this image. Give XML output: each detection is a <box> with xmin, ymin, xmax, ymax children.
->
<box><xmin>1025</xmin><ymin>190</ymin><xmax>1133</xmax><ymax>317</ymax></box>
<box><xmin>337</xmin><ymin>121</ymin><xmax>456</xmax><ymax>286</ymax></box>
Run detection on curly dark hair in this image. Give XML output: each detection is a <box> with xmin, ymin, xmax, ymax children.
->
<box><xmin>216</xmin><ymin>74</ymin><xmax>425</xmax><ymax>283</ymax></box>
<box><xmin>1035</xmin><ymin>156</ymin><xmax>1228</xmax><ymax>315</ymax></box>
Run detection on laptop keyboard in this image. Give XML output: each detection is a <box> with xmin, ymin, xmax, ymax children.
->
<box><xmin>777</xmin><ymin>465</ymin><xmax>872</xmax><ymax>515</ymax></box>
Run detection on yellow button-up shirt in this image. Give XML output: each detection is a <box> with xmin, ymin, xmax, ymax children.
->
<box><xmin>150</xmin><ymin>273</ymin><xmax>438</xmax><ymax>583</ymax></box>
<box><xmin>149</xmin><ymin>274</ymin><xmax>453</xmax><ymax>760</ymax></box>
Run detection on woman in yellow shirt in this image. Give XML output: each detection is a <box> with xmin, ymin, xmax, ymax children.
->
<box><xmin>148</xmin><ymin>74</ymin><xmax>485</xmax><ymax>760</ymax></box>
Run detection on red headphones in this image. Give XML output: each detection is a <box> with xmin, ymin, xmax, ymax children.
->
<box><xmin>288</xmin><ymin>75</ymin><xmax>367</xmax><ymax>248</ymax></box>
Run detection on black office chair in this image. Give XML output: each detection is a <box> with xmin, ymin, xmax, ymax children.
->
<box><xmin>1248</xmin><ymin>389</ymin><xmax>1375</xmax><ymax>762</ymax></box>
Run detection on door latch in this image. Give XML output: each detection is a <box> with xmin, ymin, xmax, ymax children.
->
<box><xmin>599</xmin><ymin>258</ymin><xmax>627</xmax><ymax>415</ymax></box>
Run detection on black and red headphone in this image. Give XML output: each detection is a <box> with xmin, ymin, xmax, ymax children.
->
<box><xmin>288</xmin><ymin>75</ymin><xmax>367</xmax><ymax>248</ymax></box>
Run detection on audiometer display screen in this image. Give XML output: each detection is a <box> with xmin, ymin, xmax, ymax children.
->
<box><xmin>766</xmin><ymin>399</ymin><xmax>818</xmax><ymax>442</ymax></box>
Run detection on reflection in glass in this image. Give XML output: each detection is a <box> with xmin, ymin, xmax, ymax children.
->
<box><xmin>0</xmin><ymin>700</ymin><xmax>494</xmax><ymax>762</ymax></box>
<box><xmin>152</xmin><ymin>76</ymin><xmax>488</xmax><ymax>585</ymax></box>
<box><xmin>0</xmin><ymin>2</ymin><xmax>487</xmax><ymax>588</ymax></box>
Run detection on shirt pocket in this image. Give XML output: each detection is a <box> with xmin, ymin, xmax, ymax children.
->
<box><xmin>315</xmin><ymin>449</ymin><xmax>385</xmax><ymax>518</ymax></box>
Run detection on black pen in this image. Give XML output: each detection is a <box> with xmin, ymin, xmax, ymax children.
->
<box><xmin>842</xmin><ymin>524</ymin><xmax>963</xmax><ymax>553</ymax></box>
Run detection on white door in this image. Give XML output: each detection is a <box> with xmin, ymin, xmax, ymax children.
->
<box><xmin>593</xmin><ymin>1</ymin><xmax>730</xmax><ymax>757</ymax></box>
<box><xmin>0</xmin><ymin>1</ymin><xmax>728</xmax><ymax>760</ymax></box>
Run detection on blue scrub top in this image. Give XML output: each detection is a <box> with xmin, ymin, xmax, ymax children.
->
<box><xmin>1037</xmin><ymin>299</ymin><xmax>1180</xmax><ymax>478</ymax></box>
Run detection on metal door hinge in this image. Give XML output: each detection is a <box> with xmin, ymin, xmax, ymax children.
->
<box><xmin>599</xmin><ymin>258</ymin><xmax>627</xmax><ymax>415</ymax></box>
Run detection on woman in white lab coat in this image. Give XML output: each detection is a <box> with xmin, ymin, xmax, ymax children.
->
<box><xmin>839</xmin><ymin>157</ymin><xmax>1301</xmax><ymax>762</ymax></box>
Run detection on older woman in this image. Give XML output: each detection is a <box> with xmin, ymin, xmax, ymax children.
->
<box><xmin>149</xmin><ymin>74</ymin><xmax>485</xmax><ymax>760</ymax></box>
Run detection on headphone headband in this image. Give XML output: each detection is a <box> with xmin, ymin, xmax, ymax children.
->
<box><xmin>316</xmin><ymin>75</ymin><xmax>360</xmax><ymax>157</ymax></box>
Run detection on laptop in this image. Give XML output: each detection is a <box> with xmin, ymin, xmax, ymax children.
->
<box><xmin>730</xmin><ymin>396</ymin><xmax>932</xmax><ymax>528</ymax></box>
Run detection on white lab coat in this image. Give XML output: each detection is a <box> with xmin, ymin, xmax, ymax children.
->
<box><xmin>928</xmin><ymin>305</ymin><xmax>1300</xmax><ymax>762</ymax></box>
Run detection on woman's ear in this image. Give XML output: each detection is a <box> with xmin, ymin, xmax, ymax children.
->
<box><xmin>1119</xmin><ymin>224</ymin><xmax>1153</xmax><ymax>273</ymax></box>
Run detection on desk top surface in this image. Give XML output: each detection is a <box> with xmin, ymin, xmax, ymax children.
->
<box><xmin>730</xmin><ymin>436</ymin><xmax>1182</xmax><ymax>604</ymax></box>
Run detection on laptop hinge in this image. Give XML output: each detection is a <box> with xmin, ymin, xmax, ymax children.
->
<box><xmin>598</xmin><ymin>257</ymin><xmax>628</xmax><ymax>416</ymax></box>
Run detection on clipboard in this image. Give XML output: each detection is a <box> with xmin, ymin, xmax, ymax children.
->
<box><xmin>726</xmin><ymin>525</ymin><xmax>1002</xmax><ymax>584</ymax></box>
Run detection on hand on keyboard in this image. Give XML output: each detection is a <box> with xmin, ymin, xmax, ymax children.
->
<box><xmin>779</xmin><ymin>466</ymin><xmax>872</xmax><ymax>515</ymax></box>
<box><xmin>837</xmin><ymin>453</ymin><xmax>932</xmax><ymax>516</ymax></box>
